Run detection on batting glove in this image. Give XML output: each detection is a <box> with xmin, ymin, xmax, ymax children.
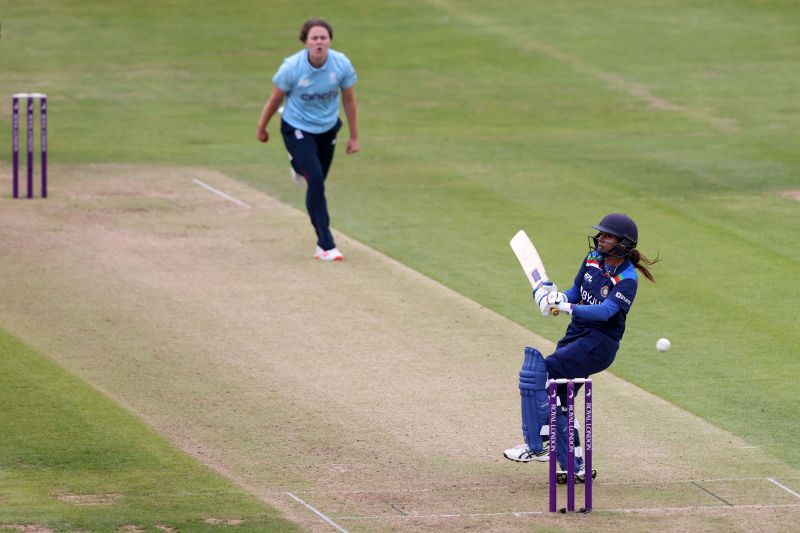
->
<box><xmin>555</xmin><ymin>301</ymin><xmax>574</xmax><ymax>315</ymax></box>
<box><xmin>539</xmin><ymin>295</ymin><xmax>554</xmax><ymax>316</ymax></box>
<box><xmin>533</xmin><ymin>281</ymin><xmax>558</xmax><ymax>307</ymax></box>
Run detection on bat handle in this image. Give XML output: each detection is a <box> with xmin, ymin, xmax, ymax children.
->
<box><xmin>551</xmin><ymin>309</ymin><xmax>559</xmax><ymax>316</ymax></box>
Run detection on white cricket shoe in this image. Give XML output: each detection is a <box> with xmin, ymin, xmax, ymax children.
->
<box><xmin>314</xmin><ymin>246</ymin><xmax>343</xmax><ymax>262</ymax></box>
<box><xmin>576</xmin><ymin>468</ymin><xmax>597</xmax><ymax>484</ymax></box>
<box><xmin>503</xmin><ymin>443</ymin><xmax>549</xmax><ymax>463</ymax></box>
<box><xmin>288</xmin><ymin>153</ymin><xmax>306</xmax><ymax>185</ymax></box>
<box><xmin>556</xmin><ymin>468</ymin><xmax>596</xmax><ymax>484</ymax></box>
<box><xmin>290</xmin><ymin>166</ymin><xmax>306</xmax><ymax>185</ymax></box>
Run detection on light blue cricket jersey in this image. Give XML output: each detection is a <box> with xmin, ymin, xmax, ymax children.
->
<box><xmin>272</xmin><ymin>49</ymin><xmax>357</xmax><ymax>134</ymax></box>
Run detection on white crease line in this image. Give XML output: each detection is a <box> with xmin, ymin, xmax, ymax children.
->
<box><xmin>609</xmin><ymin>503</ymin><xmax>800</xmax><ymax>514</ymax></box>
<box><xmin>598</xmin><ymin>476</ymin><xmax>800</xmax><ymax>487</ymax></box>
<box><xmin>768</xmin><ymin>478</ymin><xmax>800</xmax><ymax>499</ymax></box>
<box><xmin>336</xmin><ymin>503</ymin><xmax>800</xmax><ymax>521</ymax></box>
<box><xmin>266</xmin><ymin>476</ymin><xmax>800</xmax><ymax>495</ymax></box>
<box><xmin>192</xmin><ymin>178</ymin><xmax>251</xmax><ymax>208</ymax></box>
<box><xmin>338</xmin><ymin>510</ymin><xmax>545</xmax><ymax>520</ymax></box>
<box><xmin>286</xmin><ymin>492</ymin><xmax>348</xmax><ymax>533</ymax></box>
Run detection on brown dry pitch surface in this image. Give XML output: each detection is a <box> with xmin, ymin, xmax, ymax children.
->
<box><xmin>0</xmin><ymin>165</ymin><xmax>798</xmax><ymax>532</ymax></box>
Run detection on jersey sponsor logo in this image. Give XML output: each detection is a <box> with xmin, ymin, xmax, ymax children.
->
<box><xmin>298</xmin><ymin>79</ymin><xmax>311</xmax><ymax>88</ymax></box>
<box><xmin>300</xmin><ymin>89</ymin><xmax>338</xmax><ymax>101</ymax></box>
<box><xmin>584</xmin><ymin>272</ymin><xmax>593</xmax><ymax>283</ymax></box>
<box><xmin>580</xmin><ymin>287</ymin><xmax>601</xmax><ymax>306</ymax></box>
<box><xmin>614</xmin><ymin>291</ymin><xmax>631</xmax><ymax>305</ymax></box>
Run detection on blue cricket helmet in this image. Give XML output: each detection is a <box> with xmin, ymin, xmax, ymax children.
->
<box><xmin>590</xmin><ymin>213</ymin><xmax>638</xmax><ymax>257</ymax></box>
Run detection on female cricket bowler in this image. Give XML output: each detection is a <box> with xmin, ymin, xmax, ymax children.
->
<box><xmin>504</xmin><ymin>213</ymin><xmax>659</xmax><ymax>481</ymax></box>
<box><xmin>257</xmin><ymin>18</ymin><xmax>359</xmax><ymax>261</ymax></box>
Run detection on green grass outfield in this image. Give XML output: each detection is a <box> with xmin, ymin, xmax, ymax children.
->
<box><xmin>1</xmin><ymin>0</ymin><xmax>798</xmax><ymax>517</ymax></box>
<box><xmin>0</xmin><ymin>330</ymin><xmax>297</xmax><ymax>531</ymax></box>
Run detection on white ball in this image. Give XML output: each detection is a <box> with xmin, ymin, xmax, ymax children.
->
<box><xmin>656</xmin><ymin>338</ymin><xmax>671</xmax><ymax>352</ymax></box>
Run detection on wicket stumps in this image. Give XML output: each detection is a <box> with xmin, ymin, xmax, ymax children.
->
<box><xmin>548</xmin><ymin>378</ymin><xmax>592</xmax><ymax>513</ymax></box>
<box><xmin>12</xmin><ymin>93</ymin><xmax>47</xmax><ymax>198</ymax></box>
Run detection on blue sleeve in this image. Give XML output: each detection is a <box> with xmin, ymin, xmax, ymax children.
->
<box><xmin>272</xmin><ymin>59</ymin><xmax>294</xmax><ymax>93</ymax></box>
<box><xmin>564</xmin><ymin>255</ymin><xmax>587</xmax><ymax>304</ymax></box>
<box><xmin>564</xmin><ymin>284</ymin><xmax>580</xmax><ymax>303</ymax></box>
<box><xmin>609</xmin><ymin>279</ymin><xmax>636</xmax><ymax>313</ymax></box>
<box><xmin>572</xmin><ymin>299</ymin><xmax>621</xmax><ymax>321</ymax></box>
<box><xmin>340</xmin><ymin>55</ymin><xmax>357</xmax><ymax>89</ymax></box>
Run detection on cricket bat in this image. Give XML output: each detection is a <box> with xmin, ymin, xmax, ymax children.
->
<box><xmin>510</xmin><ymin>229</ymin><xmax>559</xmax><ymax>316</ymax></box>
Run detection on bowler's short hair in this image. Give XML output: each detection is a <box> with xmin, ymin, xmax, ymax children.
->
<box><xmin>299</xmin><ymin>19</ymin><xmax>333</xmax><ymax>42</ymax></box>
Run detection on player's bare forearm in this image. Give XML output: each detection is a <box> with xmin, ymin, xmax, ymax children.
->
<box><xmin>343</xmin><ymin>103</ymin><xmax>358</xmax><ymax>139</ymax></box>
<box><xmin>342</xmin><ymin>86</ymin><xmax>359</xmax><ymax>153</ymax></box>
<box><xmin>257</xmin><ymin>86</ymin><xmax>285</xmax><ymax>142</ymax></box>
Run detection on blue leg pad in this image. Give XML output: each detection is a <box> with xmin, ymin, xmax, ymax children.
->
<box><xmin>519</xmin><ymin>347</ymin><xmax>549</xmax><ymax>452</ymax></box>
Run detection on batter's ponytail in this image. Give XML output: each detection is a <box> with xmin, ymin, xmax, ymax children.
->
<box><xmin>630</xmin><ymin>249</ymin><xmax>659</xmax><ymax>283</ymax></box>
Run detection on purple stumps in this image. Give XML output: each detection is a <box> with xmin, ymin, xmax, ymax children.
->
<box><xmin>584</xmin><ymin>379</ymin><xmax>593</xmax><ymax>512</ymax></box>
<box><xmin>41</xmin><ymin>95</ymin><xmax>47</xmax><ymax>198</ymax></box>
<box><xmin>27</xmin><ymin>96</ymin><xmax>34</xmax><ymax>198</ymax></box>
<box><xmin>10</xmin><ymin>93</ymin><xmax>48</xmax><ymax>199</ymax></box>
<box><xmin>548</xmin><ymin>380</ymin><xmax>557</xmax><ymax>512</ymax></box>
<box><xmin>566</xmin><ymin>380</ymin><xmax>575</xmax><ymax>511</ymax></box>
<box><xmin>548</xmin><ymin>378</ymin><xmax>593</xmax><ymax>514</ymax></box>
<box><xmin>12</xmin><ymin>96</ymin><xmax>19</xmax><ymax>198</ymax></box>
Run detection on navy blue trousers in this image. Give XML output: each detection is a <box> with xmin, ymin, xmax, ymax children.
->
<box><xmin>545</xmin><ymin>323</ymin><xmax>619</xmax><ymax>404</ymax></box>
<box><xmin>281</xmin><ymin>118</ymin><xmax>342</xmax><ymax>251</ymax></box>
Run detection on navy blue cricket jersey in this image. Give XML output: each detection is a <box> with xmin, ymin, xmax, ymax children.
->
<box><xmin>565</xmin><ymin>250</ymin><xmax>638</xmax><ymax>341</ymax></box>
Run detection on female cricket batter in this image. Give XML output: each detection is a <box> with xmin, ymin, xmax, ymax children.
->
<box><xmin>504</xmin><ymin>213</ymin><xmax>659</xmax><ymax>480</ymax></box>
<box><xmin>257</xmin><ymin>18</ymin><xmax>359</xmax><ymax>261</ymax></box>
